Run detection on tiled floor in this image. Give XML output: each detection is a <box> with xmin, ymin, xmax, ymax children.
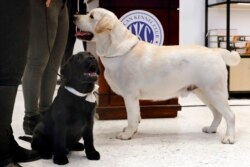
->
<box><xmin>12</xmin><ymin>86</ymin><xmax>250</xmax><ymax>167</ymax></box>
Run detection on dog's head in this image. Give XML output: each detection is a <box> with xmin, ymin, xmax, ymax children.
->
<box><xmin>60</xmin><ymin>52</ymin><xmax>99</xmax><ymax>93</ymax></box>
<box><xmin>74</xmin><ymin>8</ymin><xmax>117</xmax><ymax>42</ymax></box>
<box><xmin>74</xmin><ymin>8</ymin><xmax>139</xmax><ymax>58</ymax></box>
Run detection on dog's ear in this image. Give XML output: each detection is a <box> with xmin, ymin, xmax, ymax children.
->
<box><xmin>60</xmin><ymin>63</ymin><xmax>72</xmax><ymax>82</ymax></box>
<box><xmin>95</xmin><ymin>16</ymin><xmax>114</xmax><ymax>34</ymax></box>
<box><xmin>60</xmin><ymin>55</ymin><xmax>75</xmax><ymax>81</ymax></box>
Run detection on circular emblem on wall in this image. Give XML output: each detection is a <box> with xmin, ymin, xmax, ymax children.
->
<box><xmin>120</xmin><ymin>10</ymin><xmax>164</xmax><ymax>46</ymax></box>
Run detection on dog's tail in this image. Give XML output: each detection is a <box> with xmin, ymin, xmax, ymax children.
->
<box><xmin>212</xmin><ymin>48</ymin><xmax>241</xmax><ymax>66</ymax></box>
<box><xmin>19</xmin><ymin>136</ymin><xmax>32</xmax><ymax>143</ymax></box>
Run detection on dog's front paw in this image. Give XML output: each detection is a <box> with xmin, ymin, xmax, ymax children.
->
<box><xmin>202</xmin><ymin>126</ymin><xmax>217</xmax><ymax>133</ymax></box>
<box><xmin>116</xmin><ymin>130</ymin><xmax>135</xmax><ymax>140</ymax></box>
<box><xmin>221</xmin><ymin>136</ymin><xmax>235</xmax><ymax>144</ymax></box>
<box><xmin>86</xmin><ymin>151</ymin><xmax>100</xmax><ymax>160</ymax></box>
<box><xmin>53</xmin><ymin>155</ymin><xmax>69</xmax><ymax>165</ymax></box>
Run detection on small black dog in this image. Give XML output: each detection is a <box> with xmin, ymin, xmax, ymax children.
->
<box><xmin>20</xmin><ymin>52</ymin><xmax>100</xmax><ymax>165</ymax></box>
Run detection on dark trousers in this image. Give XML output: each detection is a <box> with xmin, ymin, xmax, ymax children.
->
<box><xmin>62</xmin><ymin>0</ymin><xmax>87</xmax><ymax>65</ymax></box>
<box><xmin>0</xmin><ymin>0</ymin><xmax>30</xmax><ymax>162</ymax></box>
<box><xmin>0</xmin><ymin>1</ymin><xmax>30</xmax><ymax>86</ymax></box>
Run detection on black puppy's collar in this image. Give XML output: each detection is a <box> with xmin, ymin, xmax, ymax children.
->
<box><xmin>64</xmin><ymin>84</ymin><xmax>99</xmax><ymax>103</ymax></box>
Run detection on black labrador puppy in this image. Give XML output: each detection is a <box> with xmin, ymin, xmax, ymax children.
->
<box><xmin>20</xmin><ymin>52</ymin><xmax>100</xmax><ymax>165</ymax></box>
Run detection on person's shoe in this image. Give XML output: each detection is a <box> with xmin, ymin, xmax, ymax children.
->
<box><xmin>23</xmin><ymin>114</ymin><xmax>40</xmax><ymax>135</ymax></box>
<box><xmin>10</xmin><ymin>133</ymin><xmax>41</xmax><ymax>163</ymax></box>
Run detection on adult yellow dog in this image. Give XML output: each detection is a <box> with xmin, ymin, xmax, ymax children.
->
<box><xmin>74</xmin><ymin>8</ymin><xmax>240</xmax><ymax>144</ymax></box>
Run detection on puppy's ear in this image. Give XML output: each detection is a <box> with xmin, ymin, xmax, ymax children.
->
<box><xmin>95</xmin><ymin>16</ymin><xmax>114</xmax><ymax>34</ymax></box>
<box><xmin>60</xmin><ymin>55</ymin><xmax>75</xmax><ymax>80</ymax></box>
<box><xmin>60</xmin><ymin>63</ymin><xmax>72</xmax><ymax>82</ymax></box>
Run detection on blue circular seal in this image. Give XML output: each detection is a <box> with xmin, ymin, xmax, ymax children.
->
<box><xmin>120</xmin><ymin>10</ymin><xmax>164</xmax><ymax>46</ymax></box>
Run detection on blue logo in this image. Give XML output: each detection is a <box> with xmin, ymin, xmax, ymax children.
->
<box><xmin>120</xmin><ymin>10</ymin><xmax>164</xmax><ymax>46</ymax></box>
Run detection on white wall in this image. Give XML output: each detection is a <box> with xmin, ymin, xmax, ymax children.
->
<box><xmin>179</xmin><ymin>0</ymin><xmax>205</xmax><ymax>45</ymax></box>
<box><xmin>179</xmin><ymin>0</ymin><xmax>250</xmax><ymax>46</ymax></box>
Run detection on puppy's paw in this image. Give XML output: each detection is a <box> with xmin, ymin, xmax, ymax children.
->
<box><xmin>53</xmin><ymin>155</ymin><xmax>69</xmax><ymax>165</ymax></box>
<box><xmin>41</xmin><ymin>152</ymin><xmax>52</xmax><ymax>159</ymax></box>
<box><xmin>202</xmin><ymin>126</ymin><xmax>217</xmax><ymax>133</ymax></box>
<box><xmin>71</xmin><ymin>142</ymin><xmax>84</xmax><ymax>151</ymax></box>
<box><xmin>221</xmin><ymin>136</ymin><xmax>235</xmax><ymax>144</ymax></box>
<box><xmin>86</xmin><ymin>151</ymin><xmax>100</xmax><ymax>160</ymax></box>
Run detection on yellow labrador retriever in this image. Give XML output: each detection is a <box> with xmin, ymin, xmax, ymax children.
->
<box><xmin>74</xmin><ymin>8</ymin><xmax>240</xmax><ymax>144</ymax></box>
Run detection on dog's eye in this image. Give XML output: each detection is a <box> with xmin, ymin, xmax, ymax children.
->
<box><xmin>90</xmin><ymin>14</ymin><xmax>94</xmax><ymax>19</ymax></box>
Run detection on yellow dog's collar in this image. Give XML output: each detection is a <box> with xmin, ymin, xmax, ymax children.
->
<box><xmin>102</xmin><ymin>40</ymin><xmax>139</xmax><ymax>58</ymax></box>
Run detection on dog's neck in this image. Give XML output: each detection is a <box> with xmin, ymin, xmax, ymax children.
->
<box><xmin>96</xmin><ymin>21</ymin><xmax>139</xmax><ymax>58</ymax></box>
<box><xmin>101</xmin><ymin>40</ymin><xmax>139</xmax><ymax>59</ymax></box>
<box><xmin>64</xmin><ymin>84</ymin><xmax>99</xmax><ymax>103</ymax></box>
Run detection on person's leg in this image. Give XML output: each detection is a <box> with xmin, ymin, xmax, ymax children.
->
<box><xmin>0</xmin><ymin>0</ymin><xmax>40</xmax><ymax>166</ymax></box>
<box><xmin>39</xmin><ymin>1</ymin><xmax>69</xmax><ymax>113</ymax></box>
<box><xmin>22</xmin><ymin>0</ymin><xmax>52</xmax><ymax>135</ymax></box>
<box><xmin>0</xmin><ymin>86</ymin><xmax>18</xmax><ymax>166</ymax></box>
<box><xmin>61</xmin><ymin>0</ymin><xmax>77</xmax><ymax>66</ymax></box>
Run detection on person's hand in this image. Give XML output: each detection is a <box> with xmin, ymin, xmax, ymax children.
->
<box><xmin>45</xmin><ymin>0</ymin><xmax>51</xmax><ymax>8</ymax></box>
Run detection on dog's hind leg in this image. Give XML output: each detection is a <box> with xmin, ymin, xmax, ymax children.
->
<box><xmin>116</xmin><ymin>96</ymin><xmax>140</xmax><ymax>140</ymax></box>
<box><xmin>31</xmin><ymin>137</ymin><xmax>52</xmax><ymax>159</ymax></box>
<box><xmin>196</xmin><ymin>88</ymin><xmax>235</xmax><ymax>144</ymax></box>
<box><xmin>194</xmin><ymin>89</ymin><xmax>222</xmax><ymax>133</ymax></box>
